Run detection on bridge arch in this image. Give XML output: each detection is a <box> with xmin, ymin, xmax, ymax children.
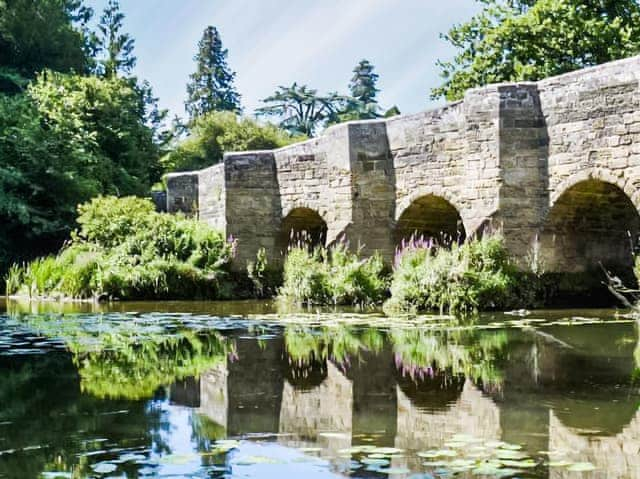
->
<box><xmin>278</xmin><ymin>206</ymin><xmax>328</xmax><ymax>254</ymax></box>
<box><xmin>395</xmin><ymin>190</ymin><xmax>467</xmax><ymax>246</ymax></box>
<box><xmin>540</xmin><ymin>171</ymin><xmax>640</xmax><ymax>273</ymax></box>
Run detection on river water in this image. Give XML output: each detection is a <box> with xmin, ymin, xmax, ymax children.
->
<box><xmin>0</xmin><ymin>299</ymin><xmax>638</xmax><ymax>478</ymax></box>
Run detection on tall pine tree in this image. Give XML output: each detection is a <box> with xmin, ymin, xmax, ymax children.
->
<box><xmin>350</xmin><ymin>59</ymin><xmax>379</xmax><ymax>106</ymax></box>
<box><xmin>185</xmin><ymin>26</ymin><xmax>241</xmax><ymax>120</ymax></box>
<box><xmin>96</xmin><ymin>0</ymin><xmax>136</xmax><ymax>77</ymax></box>
<box><xmin>339</xmin><ymin>59</ymin><xmax>380</xmax><ymax>121</ymax></box>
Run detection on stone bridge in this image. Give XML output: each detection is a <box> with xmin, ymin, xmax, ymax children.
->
<box><xmin>167</xmin><ymin>55</ymin><xmax>640</xmax><ymax>272</ymax></box>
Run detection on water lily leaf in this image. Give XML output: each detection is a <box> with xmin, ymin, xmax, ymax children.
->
<box><xmin>499</xmin><ymin>443</ymin><xmax>523</xmax><ymax>451</ymax></box>
<box><xmin>159</xmin><ymin>453</ymin><xmax>197</xmax><ymax>465</ymax></box>
<box><xmin>90</xmin><ymin>462</ymin><xmax>117</xmax><ymax>474</ymax></box>
<box><xmin>361</xmin><ymin>458</ymin><xmax>390</xmax><ymax>466</ymax></box>
<box><xmin>547</xmin><ymin>460</ymin><xmax>572</xmax><ymax>467</ymax></box>
<box><xmin>494</xmin><ymin>449</ymin><xmax>527</xmax><ymax>460</ymax></box>
<box><xmin>378</xmin><ymin>467</ymin><xmax>411</xmax><ymax>475</ymax></box>
<box><xmin>500</xmin><ymin>459</ymin><xmax>536</xmax><ymax>468</ymax></box>
<box><xmin>567</xmin><ymin>462</ymin><xmax>596</xmax><ymax>472</ymax></box>
<box><xmin>298</xmin><ymin>447</ymin><xmax>322</xmax><ymax>453</ymax></box>
<box><xmin>235</xmin><ymin>455</ymin><xmax>282</xmax><ymax>465</ymax></box>
<box><xmin>370</xmin><ymin>447</ymin><xmax>404</xmax><ymax>455</ymax></box>
<box><xmin>485</xmin><ymin>440</ymin><xmax>506</xmax><ymax>448</ymax></box>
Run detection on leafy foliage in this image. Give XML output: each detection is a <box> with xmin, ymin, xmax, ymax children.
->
<box><xmin>0</xmin><ymin>0</ymin><xmax>93</xmax><ymax>82</ymax></box>
<box><xmin>257</xmin><ymin>83</ymin><xmax>345</xmax><ymax>136</ymax></box>
<box><xmin>185</xmin><ymin>26</ymin><xmax>241</xmax><ymax>119</ymax></box>
<box><xmin>385</xmin><ymin>235</ymin><xmax>524</xmax><ymax>315</ymax></box>
<box><xmin>433</xmin><ymin>0</ymin><xmax>640</xmax><ymax>101</ymax></box>
<box><xmin>279</xmin><ymin>243</ymin><xmax>389</xmax><ymax>306</ymax></box>
<box><xmin>161</xmin><ymin>111</ymin><xmax>303</xmax><ymax>172</ymax></box>
<box><xmin>0</xmin><ymin>71</ymin><xmax>162</xmax><ymax>275</ymax></box>
<box><xmin>6</xmin><ymin>196</ymin><xmax>235</xmax><ymax>300</ymax></box>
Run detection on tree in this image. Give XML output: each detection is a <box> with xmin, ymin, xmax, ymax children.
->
<box><xmin>96</xmin><ymin>0</ymin><xmax>136</xmax><ymax>78</ymax></box>
<box><xmin>0</xmin><ymin>71</ymin><xmax>162</xmax><ymax>273</ymax></box>
<box><xmin>337</xmin><ymin>59</ymin><xmax>381</xmax><ymax>121</ymax></box>
<box><xmin>0</xmin><ymin>0</ymin><xmax>93</xmax><ymax>86</ymax></box>
<box><xmin>185</xmin><ymin>26</ymin><xmax>241</xmax><ymax>119</ymax></box>
<box><xmin>161</xmin><ymin>111</ymin><xmax>302</xmax><ymax>172</ymax></box>
<box><xmin>432</xmin><ymin>0</ymin><xmax>640</xmax><ymax>101</ymax></box>
<box><xmin>257</xmin><ymin>83</ymin><xmax>344</xmax><ymax>136</ymax></box>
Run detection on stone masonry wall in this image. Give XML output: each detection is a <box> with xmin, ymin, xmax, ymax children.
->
<box><xmin>166</xmin><ymin>55</ymin><xmax>640</xmax><ymax>273</ymax></box>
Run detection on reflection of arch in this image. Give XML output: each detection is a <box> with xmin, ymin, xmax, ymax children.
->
<box><xmin>549</xmin><ymin>409</ymin><xmax>640</xmax><ymax>478</ymax></box>
<box><xmin>278</xmin><ymin>207</ymin><xmax>328</xmax><ymax>254</ymax></box>
<box><xmin>284</xmin><ymin>355</ymin><xmax>328</xmax><ymax>391</ymax></box>
<box><xmin>540</xmin><ymin>177</ymin><xmax>640</xmax><ymax>273</ymax></box>
<box><xmin>395</xmin><ymin>193</ymin><xmax>466</xmax><ymax>246</ymax></box>
<box><xmin>395</xmin><ymin>369</ymin><xmax>465</xmax><ymax>411</ymax></box>
<box><xmin>279</xmin><ymin>362</ymin><xmax>352</xmax><ymax>445</ymax></box>
<box><xmin>394</xmin><ymin>380</ymin><xmax>501</xmax><ymax>452</ymax></box>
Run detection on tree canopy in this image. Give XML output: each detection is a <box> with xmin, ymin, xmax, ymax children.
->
<box><xmin>0</xmin><ymin>0</ymin><xmax>165</xmax><ymax>277</ymax></box>
<box><xmin>0</xmin><ymin>0</ymin><xmax>93</xmax><ymax>89</ymax></box>
<box><xmin>162</xmin><ymin>111</ymin><xmax>302</xmax><ymax>172</ymax></box>
<box><xmin>185</xmin><ymin>26</ymin><xmax>241</xmax><ymax>119</ymax></box>
<box><xmin>433</xmin><ymin>0</ymin><xmax>640</xmax><ymax>101</ymax></box>
<box><xmin>257</xmin><ymin>83</ymin><xmax>345</xmax><ymax>136</ymax></box>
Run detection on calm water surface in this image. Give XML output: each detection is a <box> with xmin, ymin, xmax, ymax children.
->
<box><xmin>0</xmin><ymin>299</ymin><xmax>638</xmax><ymax>479</ymax></box>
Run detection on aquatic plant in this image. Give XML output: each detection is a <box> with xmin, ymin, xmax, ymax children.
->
<box><xmin>6</xmin><ymin>196</ymin><xmax>235</xmax><ymax>300</ymax></box>
<box><xmin>279</xmin><ymin>242</ymin><xmax>388</xmax><ymax>306</ymax></box>
<box><xmin>385</xmin><ymin>234</ymin><xmax>523</xmax><ymax>315</ymax></box>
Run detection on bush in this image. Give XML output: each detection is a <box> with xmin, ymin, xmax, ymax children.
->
<box><xmin>384</xmin><ymin>235</ymin><xmax>524</xmax><ymax>315</ymax></box>
<box><xmin>161</xmin><ymin>111</ymin><xmax>305</xmax><ymax>173</ymax></box>
<box><xmin>5</xmin><ymin>196</ymin><xmax>234</xmax><ymax>300</ymax></box>
<box><xmin>278</xmin><ymin>243</ymin><xmax>388</xmax><ymax>306</ymax></box>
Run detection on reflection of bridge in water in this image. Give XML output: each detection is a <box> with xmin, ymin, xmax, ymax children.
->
<box><xmin>172</xmin><ymin>327</ymin><xmax>640</xmax><ymax>477</ymax></box>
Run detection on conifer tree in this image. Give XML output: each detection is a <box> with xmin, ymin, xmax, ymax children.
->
<box><xmin>96</xmin><ymin>0</ymin><xmax>136</xmax><ymax>77</ymax></box>
<box><xmin>340</xmin><ymin>59</ymin><xmax>381</xmax><ymax>121</ymax></box>
<box><xmin>185</xmin><ymin>26</ymin><xmax>241</xmax><ymax>120</ymax></box>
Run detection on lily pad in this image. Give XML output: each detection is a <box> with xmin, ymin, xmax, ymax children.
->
<box><xmin>567</xmin><ymin>462</ymin><xmax>596</xmax><ymax>472</ymax></box>
<box><xmin>90</xmin><ymin>462</ymin><xmax>117</xmax><ymax>474</ymax></box>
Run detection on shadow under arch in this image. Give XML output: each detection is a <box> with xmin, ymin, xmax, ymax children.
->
<box><xmin>278</xmin><ymin>207</ymin><xmax>328</xmax><ymax>254</ymax></box>
<box><xmin>395</xmin><ymin>194</ymin><xmax>466</xmax><ymax>246</ymax></box>
<box><xmin>540</xmin><ymin>179</ymin><xmax>640</xmax><ymax>274</ymax></box>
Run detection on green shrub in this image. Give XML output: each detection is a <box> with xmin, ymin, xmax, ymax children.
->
<box><xmin>7</xmin><ymin>196</ymin><xmax>234</xmax><ymax>300</ymax></box>
<box><xmin>384</xmin><ymin>235</ymin><xmax>523</xmax><ymax>315</ymax></box>
<box><xmin>279</xmin><ymin>243</ymin><xmax>388</xmax><ymax>306</ymax></box>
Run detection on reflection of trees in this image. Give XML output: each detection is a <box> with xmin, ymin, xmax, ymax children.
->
<box><xmin>284</xmin><ymin>326</ymin><xmax>383</xmax><ymax>371</ymax></box>
<box><xmin>0</xmin><ymin>353</ymin><xmax>162</xmax><ymax>479</ymax></box>
<box><xmin>23</xmin><ymin>315</ymin><xmax>234</xmax><ymax>400</ymax></box>
<box><xmin>390</xmin><ymin>329</ymin><xmax>508</xmax><ymax>391</ymax></box>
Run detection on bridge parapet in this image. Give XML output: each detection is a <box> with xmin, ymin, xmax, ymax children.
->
<box><xmin>167</xmin><ymin>55</ymin><xmax>640</xmax><ymax>273</ymax></box>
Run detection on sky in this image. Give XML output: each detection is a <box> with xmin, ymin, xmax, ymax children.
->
<box><xmin>85</xmin><ymin>0</ymin><xmax>481</xmax><ymax>120</ymax></box>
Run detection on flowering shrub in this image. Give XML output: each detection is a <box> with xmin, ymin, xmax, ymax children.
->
<box><xmin>384</xmin><ymin>234</ymin><xmax>524</xmax><ymax>315</ymax></box>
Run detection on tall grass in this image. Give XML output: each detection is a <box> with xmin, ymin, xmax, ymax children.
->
<box><xmin>5</xmin><ymin>196</ymin><xmax>235</xmax><ymax>300</ymax></box>
<box><xmin>278</xmin><ymin>242</ymin><xmax>388</xmax><ymax>306</ymax></box>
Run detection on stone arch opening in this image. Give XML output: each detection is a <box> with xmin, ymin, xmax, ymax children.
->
<box><xmin>540</xmin><ymin>180</ymin><xmax>640</xmax><ymax>274</ymax></box>
<box><xmin>278</xmin><ymin>207</ymin><xmax>328</xmax><ymax>254</ymax></box>
<box><xmin>395</xmin><ymin>195</ymin><xmax>466</xmax><ymax>247</ymax></box>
